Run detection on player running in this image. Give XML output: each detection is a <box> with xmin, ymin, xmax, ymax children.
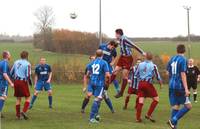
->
<box><xmin>99</xmin><ymin>40</ymin><xmax>120</xmax><ymax>93</ymax></box>
<box><xmin>123</xmin><ymin>59</ymin><xmax>141</xmax><ymax>110</ymax></box>
<box><xmin>10</xmin><ymin>51</ymin><xmax>32</xmax><ymax>120</ymax></box>
<box><xmin>111</xmin><ymin>29</ymin><xmax>146</xmax><ymax>98</ymax></box>
<box><xmin>167</xmin><ymin>44</ymin><xmax>192</xmax><ymax>129</ymax></box>
<box><xmin>186</xmin><ymin>58</ymin><xmax>200</xmax><ymax>103</ymax></box>
<box><xmin>135</xmin><ymin>52</ymin><xmax>162</xmax><ymax>123</ymax></box>
<box><xmin>85</xmin><ymin>49</ymin><xmax>110</xmax><ymax>123</ymax></box>
<box><xmin>81</xmin><ymin>55</ymin><xmax>114</xmax><ymax>114</ymax></box>
<box><xmin>29</xmin><ymin>57</ymin><xmax>53</xmax><ymax>109</ymax></box>
<box><xmin>0</xmin><ymin>51</ymin><xmax>14</xmax><ymax>118</ymax></box>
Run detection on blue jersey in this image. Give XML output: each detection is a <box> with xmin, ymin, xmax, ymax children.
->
<box><xmin>10</xmin><ymin>59</ymin><xmax>31</xmax><ymax>80</ymax></box>
<box><xmin>35</xmin><ymin>64</ymin><xmax>52</xmax><ymax>81</ymax></box>
<box><xmin>99</xmin><ymin>43</ymin><xmax>117</xmax><ymax>64</ymax></box>
<box><xmin>167</xmin><ymin>55</ymin><xmax>187</xmax><ymax>90</ymax></box>
<box><xmin>0</xmin><ymin>60</ymin><xmax>9</xmax><ymax>85</ymax></box>
<box><xmin>87</xmin><ymin>58</ymin><xmax>109</xmax><ymax>87</ymax></box>
<box><xmin>135</xmin><ymin>60</ymin><xmax>161</xmax><ymax>83</ymax></box>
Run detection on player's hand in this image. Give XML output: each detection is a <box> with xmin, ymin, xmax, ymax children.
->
<box><xmin>82</xmin><ymin>87</ymin><xmax>87</xmax><ymax>93</ymax></box>
<box><xmin>10</xmin><ymin>83</ymin><xmax>14</xmax><ymax>88</ymax></box>
<box><xmin>185</xmin><ymin>89</ymin><xmax>190</xmax><ymax>97</ymax></box>
<box><xmin>110</xmin><ymin>62</ymin><xmax>114</xmax><ymax>66</ymax></box>
<box><xmin>128</xmin><ymin>79</ymin><xmax>132</xmax><ymax>84</ymax></box>
<box><xmin>34</xmin><ymin>84</ymin><xmax>36</xmax><ymax>89</ymax></box>
<box><xmin>143</xmin><ymin>52</ymin><xmax>146</xmax><ymax>57</ymax></box>
<box><xmin>46</xmin><ymin>79</ymin><xmax>51</xmax><ymax>83</ymax></box>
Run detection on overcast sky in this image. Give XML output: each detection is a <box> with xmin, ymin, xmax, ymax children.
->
<box><xmin>0</xmin><ymin>0</ymin><xmax>199</xmax><ymax>37</ymax></box>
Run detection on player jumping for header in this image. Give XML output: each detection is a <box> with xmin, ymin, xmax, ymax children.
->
<box><xmin>85</xmin><ymin>49</ymin><xmax>110</xmax><ymax>123</ymax></box>
<box><xmin>167</xmin><ymin>44</ymin><xmax>192</xmax><ymax>129</ymax></box>
<box><xmin>135</xmin><ymin>52</ymin><xmax>162</xmax><ymax>123</ymax></box>
<box><xmin>29</xmin><ymin>57</ymin><xmax>53</xmax><ymax>109</ymax></box>
<box><xmin>110</xmin><ymin>29</ymin><xmax>146</xmax><ymax>98</ymax></box>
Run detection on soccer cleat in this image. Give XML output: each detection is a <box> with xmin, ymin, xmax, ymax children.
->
<box><xmin>114</xmin><ymin>92</ymin><xmax>123</xmax><ymax>98</ymax></box>
<box><xmin>136</xmin><ymin>119</ymin><xmax>142</xmax><ymax>123</ymax></box>
<box><xmin>49</xmin><ymin>105</ymin><xmax>53</xmax><ymax>109</ymax></box>
<box><xmin>95</xmin><ymin>115</ymin><xmax>100</xmax><ymax>121</ymax></box>
<box><xmin>194</xmin><ymin>100</ymin><xmax>198</xmax><ymax>103</ymax></box>
<box><xmin>81</xmin><ymin>109</ymin><xmax>85</xmax><ymax>114</ymax></box>
<box><xmin>167</xmin><ymin>120</ymin><xmax>175</xmax><ymax>129</ymax></box>
<box><xmin>111</xmin><ymin>110</ymin><xmax>115</xmax><ymax>113</ymax></box>
<box><xmin>145</xmin><ymin>115</ymin><xmax>156</xmax><ymax>123</ymax></box>
<box><xmin>21</xmin><ymin>112</ymin><xmax>29</xmax><ymax>120</ymax></box>
<box><xmin>29</xmin><ymin>104</ymin><xmax>33</xmax><ymax>109</ymax></box>
<box><xmin>89</xmin><ymin>118</ymin><xmax>99</xmax><ymax>124</ymax></box>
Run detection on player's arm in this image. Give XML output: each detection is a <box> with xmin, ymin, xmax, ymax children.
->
<box><xmin>104</xmin><ymin>62</ymin><xmax>111</xmax><ymax>89</ymax></box>
<box><xmin>83</xmin><ymin>67</ymin><xmax>89</xmax><ymax>93</ymax></box>
<box><xmin>47</xmin><ymin>66</ymin><xmax>52</xmax><ymax>83</ymax></box>
<box><xmin>3</xmin><ymin>62</ymin><xmax>14</xmax><ymax>87</ymax></box>
<box><xmin>181</xmin><ymin>72</ymin><xmax>190</xmax><ymax>96</ymax></box>
<box><xmin>34</xmin><ymin>67</ymin><xmax>38</xmax><ymax>88</ymax></box>
<box><xmin>154</xmin><ymin>65</ymin><xmax>163</xmax><ymax>88</ymax></box>
<box><xmin>110</xmin><ymin>49</ymin><xmax>117</xmax><ymax>66</ymax></box>
<box><xmin>196</xmin><ymin>66</ymin><xmax>200</xmax><ymax>82</ymax></box>
<box><xmin>124</xmin><ymin>38</ymin><xmax>145</xmax><ymax>55</ymax></box>
<box><xmin>128</xmin><ymin>68</ymin><xmax>133</xmax><ymax>84</ymax></box>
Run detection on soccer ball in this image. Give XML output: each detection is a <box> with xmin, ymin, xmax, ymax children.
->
<box><xmin>70</xmin><ymin>12</ymin><xmax>78</xmax><ymax>19</ymax></box>
<box><xmin>95</xmin><ymin>115</ymin><xmax>100</xmax><ymax>121</ymax></box>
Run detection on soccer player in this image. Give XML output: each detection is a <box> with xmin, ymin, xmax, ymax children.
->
<box><xmin>0</xmin><ymin>51</ymin><xmax>14</xmax><ymax>117</ymax></box>
<box><xmin>85</xmin><ymin>49</ymin><xmax>110</xmax><ymax>123</ymax></box>
<box><xmin>167</xmin><ymin>44</ymin><xmax>192</xmax><ymax>129</ymax></box>
<box><xmin>123</xmin><ymin>59</ymin><xmax>141</xmax><ymax>110</ymax></box>
<box><xmin>186</xmin><ymin>58</ymin><xmax>200</xmax><ymax>103</ymax></box>
<box><xmin>99</xmin><ymin>40</ymin><xmax>120</xmax><ymax>93</ymax></box>
<box><xmin>111</xmin><ymin>29</ymin><xmax>146</xmax><ymax>98</ymax></box>
<box><xmin>135</xmin><ymin>52</ymin><xmax>162</xmax><ymax>123</ymax></box>
<box><xmin>81</xmin><ymin>55</ymin><xmax>115</xmax><ymax>114</ymax></box>
<box><xmin>10</xmin><ymin>51</ymin><xmax>32</xmax><ymax>120</ymax></box>
<box><xmin>29</xmin><ymin>57</ymin><xmax>53</xmax><ymax>109</ymax></box>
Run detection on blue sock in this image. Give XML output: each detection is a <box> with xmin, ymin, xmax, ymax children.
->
<box><xmin>172</xmin><ymin>106</ymin><xmax>190</xmax><ymax>125</ymax></box>
<box><xmin>0</xmin><ymin>99</ymin><xmax>5</xmax><ymax>112</ymax></box>
<box><xmin>48</xmin><ymin>96</ymin><xmax>53</xmax><ymax>106</ymax></box>
<box><xmin>104</xmin><ymin>98</ymin><xmax>114</xmax><ymax>111</ymax></box>
<box><xmin>90</xmin><ymin>100</ymin><xmax>100</xmax><ymax>120</ymax></box>
<box><xmin>30</xmin><ymin>95</ymin><xmax>37</xmax><ymax>105</ymax></box>
<box><xmin>171</xmin><ymin>109</ymin><xmax>179</xmax><ymax>125</ymax></box>
<box><xmin>113</xmin><ymin>80</ymin><xmax>120</xmax><ymax>93</ymax></box>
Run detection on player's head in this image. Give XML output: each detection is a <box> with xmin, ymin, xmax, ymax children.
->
<box><xmin>188</xmin><ymin>58</ymin><xmax>194</xmax><ymax>66</ymax></box>
<box><xmin>96</xmin><ymin>49</ymin><xmax>103</xmax><ymax>58</ymax></box>
<box><xmin>115</xmin><ymin>29</ymin><xmax>124</xmax><ymax>39</ymax></box>
<box><xmin>146</xmin><ymin>52</ymin><xmax>153</xmax><ymax>60</ymax></box>
<box><xmin>89</xmin><ymin>55</ymin><xmax>96</xmax><ymax>61</ymax></box>
<box><xmin>176</xmin><ymin>44</ymin><xmax>186</xmax><ymax>54</ymax></box>
<box><xmin>2</xmin><ymin>51</ymin><xmax>11</xmax><ymax>60</ymax></box>
<box><xmin>20</xmin><ymin>51</ymin><xmax>29</xmax><ymax>60</ymax></box>
<box><xmin>108</xmin><ymin>40</ymin><xmax>117</xmax><ymax>50</ymax></box>
<box><xmin>40</xmin><ymin>57</ymin><xmax>46</xmax><ymax>65</ymax></box>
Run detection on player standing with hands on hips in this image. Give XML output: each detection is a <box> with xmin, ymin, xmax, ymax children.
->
<box><xmin>0</xmin><ymin>51</ymin><xmax>14</xmax><ymax>118</ymax></box>
<box><xmin>110</xmin><ymin>29</ymin><xmax>146</xmax><ymax>98</ymax></box>
<box><xmin>29</xmin><ymin>57</ymin><xmax>53</xmax><ymax>109</ymax></box>
<box><xmin>10</xmin><ymin>51</ymin><xmax>32</xmax><ymax>120</ymax></box>
<box><xmin>167</xmin><ymin>44</ymin><xmax>192</xmax><ymax>129</ymax></box>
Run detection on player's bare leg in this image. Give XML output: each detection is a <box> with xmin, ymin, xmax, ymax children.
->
<box><xmin>136</xmin><ymin>97</ymin><xmax>144</xmax><ymax>122</ymax></box>
<box><xmin>145</xmin><ymin>96</ymin><xmax>159</xmax><ymax>123</ymax></box>
<box><xmin>48</xmin><ymin>90</ymin><xmax>53</xmax><ymax>108</ymax></box>
<box><xmin>115</xmin><ymin>69</ymin><xmax>129</xmax><ymax>98</ymax></box>
<box><xmin>21</xmin><ymin>97</ymin><xmax>30</xmax><ymax>120</ymax></box>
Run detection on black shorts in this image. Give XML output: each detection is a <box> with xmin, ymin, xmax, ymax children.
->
<box><xmin>188</xmin><ymin>83</ymin><xmax>197</xmax><ymax>90</ymax></box>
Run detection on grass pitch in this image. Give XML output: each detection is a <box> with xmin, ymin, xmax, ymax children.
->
<box><xmin>1</xmin><ymin>84</ymin><xmax>200</xmax><ymax>129</ymax></box>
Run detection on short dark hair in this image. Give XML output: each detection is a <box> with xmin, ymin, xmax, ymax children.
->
<box><xmin>146</xmin><ymin>52</ymin><xmax>153</xmax><ymax>60</ymax></box>
<box><xmin>20</xmin><ymin>51</ymin><xmax>29</xmax><ymax>59</ymax></box>
<box><xmin>115</xmin><ymin>29</ymin><xmax>124</xmax><ymax>36</ymax></box>
<box><xmin>108</xmin><ymin>40</ymin><xmax>118</xmax><ymax>48</ymax></box>
<box><xmin>177</xmin><ymin>44</ymin><xmax>186</xmax><ymax>54</ymax></box>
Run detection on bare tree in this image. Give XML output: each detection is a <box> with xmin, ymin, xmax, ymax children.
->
<box><xmin>34</xmin><ymin>6</ymin><xmax>55</xmax><ymax>33</ymax></box>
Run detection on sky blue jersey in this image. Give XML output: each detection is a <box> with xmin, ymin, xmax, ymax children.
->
<box><xmin>87</xmin><ymin>58</ymin><xmax>109</xmax><ymax>87</ymax></box>
<box><xmin>99</xmin><ymin>43</ymin><xmax>117</xmax><ymax>64</ymax></box>
<box><xmin>0</xmin><ymin>59</ymin><xmax>9</xmax><ymax>85</ymax></box>
<box><xmin>167</xmin><ymin>55</ymin><xmax>187</xmax><ymax>90</ymax></box>
<box><xmin>10</xmin><ymin>59</ymin><xmax>31</xmax><ymax>80</ymax></box>
<box><xmin>135</xmin><ymin>60</ymin><xmax>161</xmax><ymax>83</ymax></box>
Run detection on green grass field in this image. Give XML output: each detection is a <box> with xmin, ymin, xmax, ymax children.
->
<box><xmin>1</xmin><ymin>84</ymin><xmax>200</xmax><ymax>129</ymax></box>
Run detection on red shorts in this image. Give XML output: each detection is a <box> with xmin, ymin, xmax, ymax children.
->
<box><xmin>117</xmin><ymin>56</ymin><xmax>133</xmax><ymax>70</ymax></box>
<box><xmin>14</xmin><ymin>80</ymin><xmax>30</xmax><ymax>97</ymax></box>
<box><xmin>128</xmin><ymin>87</ymin><xmax>137</xmax><ymax>95</ymax></box>
<box><xmin>137</xmin><ymin>81</ymin><xmax>158</xmax><ymax>98</ymax></box>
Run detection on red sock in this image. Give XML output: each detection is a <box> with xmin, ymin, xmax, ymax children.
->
<box><xmin>23</xmin><ymin>101</ymin><xmax>30</xmax><ymax>113</ymax></box>
<box><xmin>16</xmin><ymin>105</ymin><xmax>20</xmax><ymax>117</ymax></box>
<box><xmin>135</xmin><ymin>97</ymin><xmax>139</xmax><ymax>109</ymax></box>
<box><xmin>147</xmin><ymin>100</ymin><xmax>158</xmax><ymax>116</ymax></box>
<box><xmin>136</xmin><ymin>103</ymin><xmax>143</xmax><ymax>120</ymax></box>
<box><xmin>120</xmin><ymin>79</ymin><xmax>128</xmax><ymax>95</ymax></box>
<box><xmin>124</xmin><ymin>96</ymin><xmax>130</xmax><ymax>108</ymax></box>
<box><xmin>110</xmin><ymin>74</ymin><xmax>116</xmax><ymax>83</ymax></box>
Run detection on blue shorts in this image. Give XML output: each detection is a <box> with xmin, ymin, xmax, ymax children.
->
<box><xmin>108</xmin><ymin>64</ymin><xmax>113</xmax><ymax>74</ymax></box>
<box><xmin>87</xmin><ymin>83</ymin><xmax>104</xmax><ymax>98</ymax></box>
<box><xmin>169</xmin><ymin>90</ymin><xmax>187</xmax><ymax>106</ymax></box>
<box><xmin>35</xmin><ymin>81</ymin><xmax>52</xmax><ymax>91</ymax></box>
<box><xmin>0</xmin><ymin>81</ymin><xmax>8</xmax><ymax>97</ymax></box>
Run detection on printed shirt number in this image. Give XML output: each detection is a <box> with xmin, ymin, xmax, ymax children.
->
<box><xmin>92</xmin><ymin>64</ymin><xmax>100</xmax><ymax>74</ymax></box>
<box><xmin>171</xmin><ymin>61</ymin><xmax>177</xmax><ymax>74</ymax></box>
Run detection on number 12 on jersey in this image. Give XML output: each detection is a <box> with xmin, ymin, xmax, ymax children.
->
<box><xmin>92</xmin><ymin>64</ymin><xmax>100</xmax><ymax>74</ymax></box>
